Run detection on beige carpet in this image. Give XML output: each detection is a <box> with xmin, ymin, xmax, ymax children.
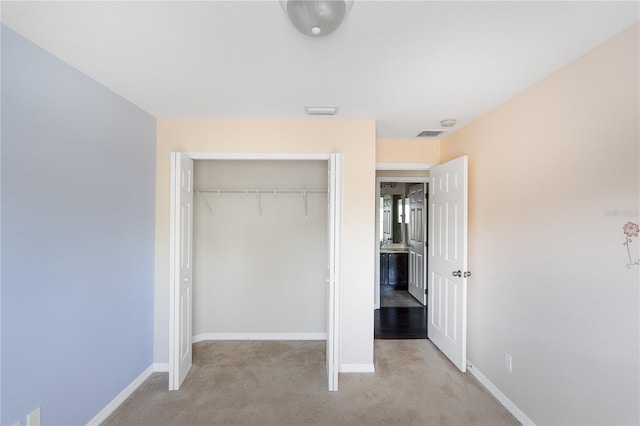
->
<box><xmin>104</xmin><ymin>340</ymin><xmax>519</xmax><ymax>425</ymax></box>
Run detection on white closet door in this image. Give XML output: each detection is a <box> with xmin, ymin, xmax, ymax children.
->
<box><xmin>326</xmin><ymin>154</ymin><xmax>342</xmax><ymax>391</ymax></box>
<box><xmin>169</xmin><ymin>153</ymin><xmax>194</xmax><ymax>390</ymax></box>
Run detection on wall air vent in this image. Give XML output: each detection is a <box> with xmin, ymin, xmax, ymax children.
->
<box><xmin>305</xmin><ymin>106</ymin><xmax>339</xmax><ymax>116</ymax></box>
<box><xmin>416</xmin><ymin>130</ymin><xmax>444</xmax><ymax>137</ymax></box>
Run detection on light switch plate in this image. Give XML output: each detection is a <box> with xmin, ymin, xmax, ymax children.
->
<box><xmin>504</xmin><ymin>353</ymin><xmax>513</xmax><ymax>372</ymax></box>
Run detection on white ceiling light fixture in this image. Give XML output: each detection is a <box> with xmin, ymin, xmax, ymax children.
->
<box><xmin>281</xmin><ymin>0</ymin><xmax>354</xmax><ymax>37</ymax></box>
<box><xmin>440</xmin><ymin>118</ymin><xmax>457</xmax><ymax>128</ymax></box>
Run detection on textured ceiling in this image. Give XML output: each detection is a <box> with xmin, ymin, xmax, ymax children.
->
<box><xmin>2</xmin><ymin>1</ymin><xmax>638</xmax><ymax>139</ymax></box>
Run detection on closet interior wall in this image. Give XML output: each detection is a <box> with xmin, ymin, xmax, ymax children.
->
<box><xmin>192</xmin><ymin>160</ymin><xmax>328</xmax><ymax>337</ymax></box>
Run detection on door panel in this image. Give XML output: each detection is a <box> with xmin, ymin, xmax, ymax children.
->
<box><xmin>408</xmin><ymin>184</ymin><xmax>426</xmax><ymax>305</ymax></box>
<box><xmin>326</xmin><ymin>154</ymin><xmax>342</xmax><ymax>391</ymax></box>
<box><xmin>170</xmin><ymin>153</ymin><xmax>194</xmax><ymax>390</ymax></box>
<box><xmin>428</xmin><ymin>156</ymin><xmax>468</xmax><ymax>372</ymax></box>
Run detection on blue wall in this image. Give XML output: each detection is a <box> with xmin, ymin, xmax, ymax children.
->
<box><xmin>1</xmin><ymin>25</ymin><xmax>156</xmax><ymax>425</ymax></box>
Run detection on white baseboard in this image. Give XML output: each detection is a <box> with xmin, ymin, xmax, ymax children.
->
<box><xmin>153</xmin><ymin>363</ymin><xmax>169</xmax><ymax>373</ymax></box>
<box><xmin>192</xmin><ymin>333</ymin><xmax>327</xmax><ymax>342</ymax></box>
<box><xmin>86</xmin><ymin>365</ymin><xmax>155</xmax><ymax>426</ymax></box>
<box><xmin>466</xmin><ymin>361</ymin><xmax>536</xmax><ymax>426</ymax></box>
<box><xmin>340</xmin><ymin>363</ymin><xmax>375</xmax><ymax>373</ymax></box>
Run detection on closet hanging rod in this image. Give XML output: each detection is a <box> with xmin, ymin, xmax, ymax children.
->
<box><xmin>196</xmin><ymin>189</ymin><xmax>327</xmax><ymax>195</ymax></box>
<box><xmin>195</xmin><ymin>188</ymin><xmax>326</xmax><ymax>217</ymax></box>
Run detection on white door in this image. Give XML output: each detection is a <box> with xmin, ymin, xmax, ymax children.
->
<box><xmin>326</xmin><ymin>154</ymin><xmax>342</xmax><ymax>391</ymax></box>
<box><xmin>428</xmin><ymin>156</ymin><xmax>468</xmax><ymax>372</ymax></box>
<box><xmin>408</xmin><ymin>184</ymin><xmax>427</xmax><ymax>305</ymax></box>
<box><xmin>169</xmin><ymin>153</ymin><xmax>194</xmax><ymax>390</ymax></box>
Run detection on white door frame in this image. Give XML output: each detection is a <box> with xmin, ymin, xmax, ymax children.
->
<box><xmin>169</xmin><ymin>152</ymin><xmax>343</xmax><ymax>391</ymax></box>
<box><xmin>374</xmin><ymin>170</ymin><xmax>431</xmax><ymax>310</ymax></box>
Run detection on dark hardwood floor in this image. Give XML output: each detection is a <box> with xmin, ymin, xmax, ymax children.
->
<box><xmin>374</xmin><ymin>306</ymin><xmax>428</xmax><ymax>339</ymax></box>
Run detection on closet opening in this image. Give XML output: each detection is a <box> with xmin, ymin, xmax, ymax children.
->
<box><xmin>169</xmin><ymin>153</ymin><xmax>342</xmax><ymax>392</ymax></box>
<box><xmin>192</xmin><ymin>160</ymin><xmax>329</xmax><ymax>342</ymax></box>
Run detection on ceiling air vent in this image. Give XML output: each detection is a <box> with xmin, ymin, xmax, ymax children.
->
<box><xmin>416</xmin><ymin>130</ymin><xmax>444</xmax><ymax>137</ymax></box>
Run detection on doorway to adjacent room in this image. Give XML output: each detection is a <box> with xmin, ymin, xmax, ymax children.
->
<box><xmin>374</xmin><ymin>173</ymin><xmax>428</xmax><ymax>339</ymax></box>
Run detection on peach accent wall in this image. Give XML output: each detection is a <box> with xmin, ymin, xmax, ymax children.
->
<box><xmin>440</xmin><ymin>24</ymin><xmax>639</xmax><ymax>424</ymax></box>
<box><xmin>153</xmin><ymin>119</ymin><xmax>376</xmax><ymax>368</ymax></box>
<box><xmin>376</xmin><ymin>139</ymin><xmax>440</xmax><ymax>164</ymax></box>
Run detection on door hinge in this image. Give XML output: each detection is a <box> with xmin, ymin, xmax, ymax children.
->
<box><xmin>424</xmin><ymin>289</ymin><xmax>428</xmax><ymax>295</ymax></box>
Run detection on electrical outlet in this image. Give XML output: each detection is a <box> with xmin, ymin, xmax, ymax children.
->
<box><xmin>26</xmin><ymin>407</ymin><xmax>40</xmax><ymax>426</ymax></box>
<box><xmin>504</xmin><ymin>353</ymin><xmax>513</xmax><ymax>372</ymax></box>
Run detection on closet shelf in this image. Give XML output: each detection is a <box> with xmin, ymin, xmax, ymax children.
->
<box><xmin>195</xmin><ymin>188</ymin><xmax>327</xmax><ymax>217</ymax></box>
<box><xmin>196</xmin><ymin>189</ymin><xmax>327</xmax><ymax>195</ymax></box>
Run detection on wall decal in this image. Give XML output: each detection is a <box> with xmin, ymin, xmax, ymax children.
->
<box><xmin>623</xmin><ymin>221</ymin><xmax>640</xmax><ymax>268</ymax></box>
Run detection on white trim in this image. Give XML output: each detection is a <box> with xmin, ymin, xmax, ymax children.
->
<box><xmin>466</xmin><ymin>361</ymin><xmax>536</xmax><ymax>426</ymax></box>
<box><xmin>86</xmin><ymin>365</ymin><xmax>154</xmax><ymax>426</ymax></box>
<box><xmin>339</xmin><ymin>363</ymin><xmax>375</xmax><ymax>373</ymax></box>
<box><xmin>192</xmin><ymin>333</ymin><xmax>327</xmax><ymax>342</ymax></box>
<box><xmin>153</xmin><ymin>363</ymin><xmax>169</xmax><ymax>373</ymax></box>
<box><xmin>187</xmin><ymin>152</ymin><xmax>331</xmax><ymax>161</ymax></box>
<box><xmin>376</xmin><ymin>162</ymin><xmax>437</xmax><ymax>170</ymax></box>
<box><xmin>375</xmin><ymin>176</ymin><xmax>429</xmax><ymax>309</ymax></box>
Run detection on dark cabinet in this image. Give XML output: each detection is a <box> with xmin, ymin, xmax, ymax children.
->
<box><xmin>380</xmin><ymin>252</ymin><xmax>408</xmax><ymax>289</ymax></box>
<box><xmin>388</xmin><ymin>252</ymin><xmax>408</xmax><ymax>286</ymax></box>
<box><xmin>380</xmin><ymin>253</ymin><xmax>389</xmax><ymax>285</ymax></box>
